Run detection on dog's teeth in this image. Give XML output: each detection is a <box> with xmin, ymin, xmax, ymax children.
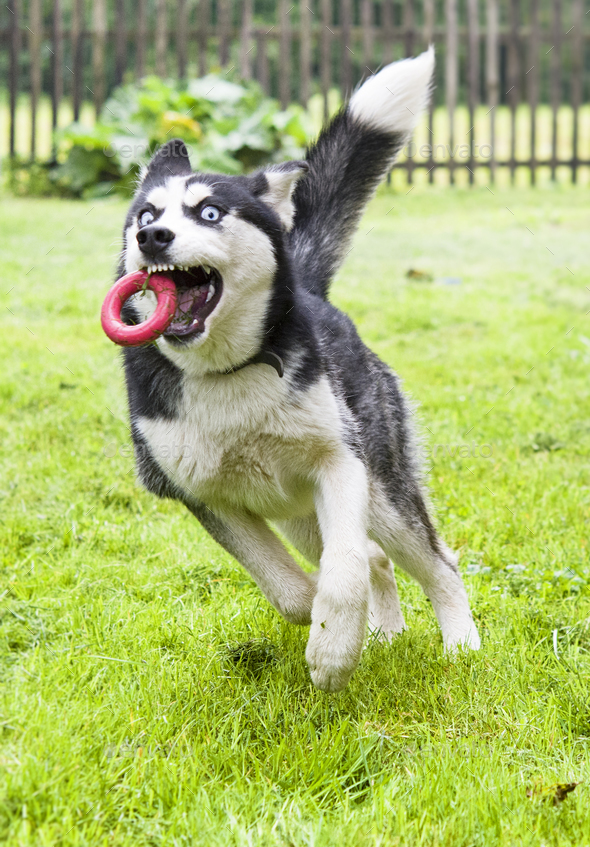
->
<box><xmin>203</xmin><ymin>265</ymin><xmax>211</xmax><ymax>275</ymax></box>
<box><xmin>206</xmin><ymin>283</ymin><xmax>215</xmax><ymax>303</ymax></box>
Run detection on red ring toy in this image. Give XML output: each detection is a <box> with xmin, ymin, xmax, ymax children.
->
<box><xmin>101</xmin><ymin>271</ymin><xmax>178</xmax><ymax>347</ymax></box>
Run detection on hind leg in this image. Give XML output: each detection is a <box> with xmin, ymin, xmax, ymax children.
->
<box><xmin>370</xmin><ymin>491</ymin><xmax>480</xmax><ymax>651</ymax></box>
<box><xmin>276</xmin><ymin>514</ymin><xmax>323</xmax><ymax>568</ymax></box>
<box><xmin>188</xmin><ymin>503</ymin><xmax>316</xmax><ymax>625</ymax></box>
<box><xmin>367</xmin><ymin>541</ymin><xmax>406</xmax><ymax>641</ymax></box>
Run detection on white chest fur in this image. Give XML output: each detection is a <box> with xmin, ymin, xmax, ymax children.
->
<box><xmin>136</xmin><ymin>371</ymin><xmax>348</xmax><ymax>520</ymax></box>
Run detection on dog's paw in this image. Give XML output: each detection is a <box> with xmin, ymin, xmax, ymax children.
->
<box><xmin>443</xmin><ymin>621</ymin><xmax>481</xmax><ymax>653</ymax></box>
<box><xmin>305</xmin><ymin>598</ymin><xmax>367</xmax><ymax>692</ymax></box>
<box><xmin>367</xmin><ymin>617</ymin><xmax>406</xmax><ymax>644</ymax></box>
<box><xmin>307</xmin><ymin>654</ymin><xmax>356</xmax><ymax>692</ymax></box>
<box><xmin>367</xmin><ymin>602</ymin><xmax>405</xmax><ymax>643</ymax></box>
<box><xmin>273</xmin><ymin>575</ymin><xmax>317</xmax><ymax>626</ymax></box>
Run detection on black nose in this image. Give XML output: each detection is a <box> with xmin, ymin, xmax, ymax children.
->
<box><xmin>136</xmin><ymin>225</ymin><xmax>175</xmax><ymax>257</ymax></box>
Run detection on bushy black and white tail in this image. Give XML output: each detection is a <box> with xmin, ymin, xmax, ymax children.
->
<box><xmin>291</xmin><ymin>48</ymin><xmax>434</xmax><ymax>300</ymax></box>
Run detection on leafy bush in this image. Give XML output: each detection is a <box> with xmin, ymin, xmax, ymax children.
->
<box><xmin>7</xmin><ymin>75</ymin><xmax>312</xmax><ymax>199</ymax></box>
<box><xmin>5</xmin><ymin>158</ymin><xmax>62</xmax><ymax>198</ymax></box>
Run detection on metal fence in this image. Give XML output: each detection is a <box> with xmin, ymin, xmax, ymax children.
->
<box><xmin>2</xmin><ymin>0</ymin><xmax>589</xmax><ymax>184</ymax></box>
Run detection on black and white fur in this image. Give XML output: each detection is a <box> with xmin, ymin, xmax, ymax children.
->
<box><xmin>117</xmin><ymin>48</ymin><xmax>480</xmax><ymax>692</ymax></box>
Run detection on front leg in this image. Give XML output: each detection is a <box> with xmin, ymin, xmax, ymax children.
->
<box><xmin>306</xmin><ymin>452</ymin><xmax>370</xmax><ymax>692</ymax></box>
<box><xmin>187</xmin><ymin>501</ymin><xmax>316</xmax><ymax>625</ymax></box>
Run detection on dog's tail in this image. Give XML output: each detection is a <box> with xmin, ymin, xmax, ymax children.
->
<box><xmin>290</xmin><ymin>48</ymin><xmax>434</xmax><ymax>300</ymax></box>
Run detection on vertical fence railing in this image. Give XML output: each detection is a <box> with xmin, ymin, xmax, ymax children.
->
<box><xmin>7</xmin><ymin>0</ymin><xmax>20</xmax><ymax>159</ymax></box>
<box><xmin>1</xmin><ymin>0</ymin><xmax>588</xmax><ymax>183</ymax></box>
<box><xmin>446</xmin><ymin>0</ymin><xmax>458</xmax><ymax>185</ymax></box>
<box><xmin>571</xmin><ymin>0</ymin><xmax>583</xmax><ymax>184</ymax></box>
<box><xmin>485</xmin><ymin>0</ymin><xmax>498</xmax><ymax>184</ymax></box>
<box><xmin>29</xmin><ymin>0</ymin><xmax>41</xmax><ymax>155</ymax></box>
<box><xmin>528</xmin><ymin>0</ymin><xmax>539</xmax><ymax>185</ymax></box>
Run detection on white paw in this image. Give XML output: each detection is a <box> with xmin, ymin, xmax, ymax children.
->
<box><xmin>305</xmin><ymin>597</ymin><xmax>367</xmax><ymax>692</ymax></box>
<box><xmin>367</xmin><ymin>605</ymin><xmax>406</xmax><ymax>643</ymax></box>
<box><xmin>443</xmin><ymin>621</ymin><xmax>481</xmax><ymax>653</ymax></box>
<box><xmin>273</xmin><ymin>575</ymin><xmax>317</xmax><ymax>625</ymax></box>
<box><xmin>367</xmin><ymin>618</ymin><xmax>406</xmax><ymax>644</ymax></box>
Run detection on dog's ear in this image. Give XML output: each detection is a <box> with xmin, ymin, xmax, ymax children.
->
<box><xmin>255</xmin><ymin>161</ymin><xmax>309</xmax><ymax>230</ymax></box>
<box><xmin>141</xmin><ymin>138</ymin><xmax>192</xmax><ymax>185</ymax></box>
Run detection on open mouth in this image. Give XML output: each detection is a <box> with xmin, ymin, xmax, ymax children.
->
<box><xmin>140</xmin><ymin>263</ymin><xmax>223</xmax><ymax>341</ymax></box>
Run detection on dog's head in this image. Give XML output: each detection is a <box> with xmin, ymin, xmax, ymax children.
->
<box><xmin>122</xmin><ymin>139</ymin><xmax>307</xmax><ymax>371</ymax></box>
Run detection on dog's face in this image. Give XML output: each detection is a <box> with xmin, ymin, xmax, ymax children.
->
<box><xmin>122</xmin><ymin>140</ymin><xmax>307</xmax><ymax>370</ymax></box>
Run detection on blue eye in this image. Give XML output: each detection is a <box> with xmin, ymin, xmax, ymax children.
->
<box><xmin>139</xmin><ymin>209</ymin><xmax>154</xmax><ymax>227</ymax></box>
<box><xmin>201</xmin><ymin>205</ymin><xmax>221</xmax><ymax>222</ymax></box>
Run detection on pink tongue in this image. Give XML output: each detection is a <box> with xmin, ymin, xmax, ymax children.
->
<box><xmin>170</xmin><ymin>285</ymin><xmax>209</xmax><ymax>328</ymax></box>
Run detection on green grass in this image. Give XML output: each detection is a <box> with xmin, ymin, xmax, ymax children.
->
<box><xmin>1</xmin><ymin>184</ymin><xmax>590</xmax><ymax>846</ymax></box>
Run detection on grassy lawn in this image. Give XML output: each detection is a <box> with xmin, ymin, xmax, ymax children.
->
<box><xmin>1</xmin><ymin>184</ymin><xmax>590</xmax><ymax>845</ymax></box>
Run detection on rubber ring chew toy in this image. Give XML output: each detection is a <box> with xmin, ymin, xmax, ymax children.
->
<box><xmin>101</xmin><ymin>271</ymin><xmax>177</xmax><ymax>347</ymax></box>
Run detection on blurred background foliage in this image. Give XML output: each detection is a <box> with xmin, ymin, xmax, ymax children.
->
<box><xmin>6</xmin><ymin>73</ymin><xmax>312</xmax><ymax>198</ymax></box>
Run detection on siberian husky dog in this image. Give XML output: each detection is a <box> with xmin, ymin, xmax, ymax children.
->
<box><xmin>118</xmin><ymin>48</ymin><xmax>480</xmax><ymax>692</ymax></box>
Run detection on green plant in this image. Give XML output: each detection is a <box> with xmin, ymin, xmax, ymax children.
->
<box><xmin>33</xmin><ymin>74</ymin><xmax>312</xmax><ymax>199</ymax></box>
<box><xmin>4</xmin><ymin>156</ymin><xmax>64</xmax><ymax>198</ymax></box>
